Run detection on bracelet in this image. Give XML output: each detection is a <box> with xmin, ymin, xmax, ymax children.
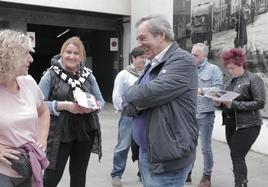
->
<box><xmin>63</xmin><ymin>101</ymin><xmax>69</xmax><ymax>111</ymax></box>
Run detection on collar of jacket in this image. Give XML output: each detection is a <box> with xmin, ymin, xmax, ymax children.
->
<box><xmin>197</xmin><ymin>58</ymin><xmax>208</xmax><ymax>70</ymax></box>
<box><xmin>124</xmin><ymin>64</ymin><xmax>140</xmax><ymax>77</ymax></box>
<box><xmin>136</xmin><ymin>42</ymin><xmax>179</xmax><ymax>83</ymax></box>
<box><xmin>149</xmin><ymin>42</ymin><xmax>179</xmax><ymax>71</ymax></box>
<box><xmin>225</xmin><ymin>70</ymin><xmax>249</xmax><ymax>88</ymax></box>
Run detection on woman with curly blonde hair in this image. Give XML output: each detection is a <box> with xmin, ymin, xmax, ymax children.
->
<box><xmin>0</xmin><ymin>29</ymin><xmax>50</xmax><ymax>187</ymax></box>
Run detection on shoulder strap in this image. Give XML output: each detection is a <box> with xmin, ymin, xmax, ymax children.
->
<box><xmin>48</xmin><ymin>69</ymin><xmax>60</xmax><ymax>100</ymax></box>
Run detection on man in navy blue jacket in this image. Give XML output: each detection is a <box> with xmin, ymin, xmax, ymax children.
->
<box><xmin>124</xmin><ymin>15</ymin><xmax>199</xmax><ymax>187</ymax></box>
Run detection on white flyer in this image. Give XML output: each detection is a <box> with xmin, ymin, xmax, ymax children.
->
<box><xmin>203</xmin><ymin>90</ymin><xmax>240</xmax><ymax>102</ymax></box>
<box><xmin>73</xmin><ymin>89</ymin><xmax>99</xmax><ymax>109</ymax></box>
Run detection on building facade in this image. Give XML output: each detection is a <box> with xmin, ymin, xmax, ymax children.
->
<box><xmin>0</xmin><ymin>0</ymin><xmax>267</xmax><ymax>155</ymax></box>
<box><xmin>0</xmin><ymin>0</ymin><xmax>131</xmax><ymax>101</ymax></box>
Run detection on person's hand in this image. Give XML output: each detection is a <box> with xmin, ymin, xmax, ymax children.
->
<box><xmin>122</xmin><ymin>103</ymin><xmax>140</xmax><ymax>117</ymax></box>
<box><xmin>78</xmin><ymin>106</ymin><xmax>98</xmax><ymax>114</ymax></box>
<box><xmin>66</xmin><ymin>102</ymin><xmax>86</xmax><ymax>114</ymax></box>
<box><xmin>0</xmin><ymin>144</ymin><xmax>20</xmax><ymax>166</ymax></box>
<box><xmin>222</xmin><ymin>101</ymin><xmax>232</xmax><ymax>108</ymax></box>
<box><xmin>197</xmin><ymin>88</ymin><xmax>203</xmax><ymax>96</ymax></box>
<box><xmin>213</xmin><ymin>101</ymin><xmax>222</xmax><ymax>107</ymax></box>
<box><xmin>36</xmin><ymin>140</ymin><xmax>47</xmax><ymax>152</ymax></box>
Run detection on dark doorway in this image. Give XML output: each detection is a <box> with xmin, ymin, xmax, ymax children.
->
<box><xmin>27</xmin><ymin>24</ymin><xmax>117</xmax><ymax>102</ymax></box>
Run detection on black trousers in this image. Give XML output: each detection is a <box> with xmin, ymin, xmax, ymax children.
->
<box><xmin>225</xmin><ymin>124</ymin><xmax>261</xmax><ymax>184</ymax></box>
<box><xmin>43</xmin><ymin>136</ymin><xmax>94</xmax><ymax>187</ymax></box>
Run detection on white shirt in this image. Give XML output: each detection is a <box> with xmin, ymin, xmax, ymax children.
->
<box><xmin>151</xmin><ymin>44</ymin><xmax>172</xmax><ymax>68</ymax></box>
<box><xmin>112</xmin><ymin>66</ymin><xmax>140</xmax><ymax>111</ymax></box>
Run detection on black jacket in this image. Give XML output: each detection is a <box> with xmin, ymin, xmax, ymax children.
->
<box><xmin>222</xmin><ymin>71</ymin><xmax>265</xmax><ymax>129</ymax></box>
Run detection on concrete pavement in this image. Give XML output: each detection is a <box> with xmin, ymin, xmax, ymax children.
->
<box><xmin>58</xmin><ymin>103</ymin><xmax>268</xmax><ymax>187</ymax></box>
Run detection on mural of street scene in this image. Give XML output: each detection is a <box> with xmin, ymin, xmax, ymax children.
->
<box><xmin>174</xmin><ymin>0</ymin><xmax>268</xmax><ymax>117</ymax></box>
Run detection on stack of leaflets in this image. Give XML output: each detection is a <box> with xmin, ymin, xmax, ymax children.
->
<box><xmin>73</xmin><ymin>89</ymin><xmax>99</xmax><ymax>110</ymax></box>
<box><xmin>203</xmin><ymin>90</ymin><xmax>240</xmax><ymax>102</ymax></box>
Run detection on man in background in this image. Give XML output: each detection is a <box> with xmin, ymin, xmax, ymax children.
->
<box><xmin>186</xmin><ymin>43</ymin><xmax>223</xmax><ymax>187</ymax></box>
<box><xmin>111</xmin><ymin>47</ymin><xmax>146</xmax><ymax>186</ymax></box>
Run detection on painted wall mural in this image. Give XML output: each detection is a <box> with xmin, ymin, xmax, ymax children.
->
<box><xmin>174</xmin><ymin>0</ymin><xmax>268</xmax><ymax>117</ymax></box>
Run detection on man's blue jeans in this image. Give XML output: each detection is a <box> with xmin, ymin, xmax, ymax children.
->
<box><xmin>197</xmin><ymin>112</ymin><xmax>215</xmax><ymax>176</ymax></box>
<box><xmin>139</xmin><ymin>148</ymin><xmax>192</xmax><ymax>187</ymax></box>
<box><xmin>111</xmin><ymin>115</ymin><xmax>133</xmax><ymax>178</ymax></box>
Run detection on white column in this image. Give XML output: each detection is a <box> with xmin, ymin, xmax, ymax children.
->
<box><xmin>130</xmin><ymin>0</ymin><xmax>174</xmax><ymax>49</ymax></box>
<box><xmin>123</xmin><ymin>21</ymin><xmax>131</xmax><ymax>67</ymax></box>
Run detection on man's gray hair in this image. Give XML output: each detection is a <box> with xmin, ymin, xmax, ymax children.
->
<box><xmin>135</xmin><ymin>15</ymin><xmax>174</xmax><ymax>42</ymax></box>
<box><xmin>192</xmin><ymin>43</ymin><xmax>209</xmax><ymax>57</ymax></box>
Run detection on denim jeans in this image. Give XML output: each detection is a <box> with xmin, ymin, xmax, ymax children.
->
<box><xmin>197</xmin><ymin>112</ymin><xmax>215</xmax><ymax>176</ymax></box>
<box><xmin>139</xmin><ymin>148</ymin><xmax>192</xmax><ymax>187</ymax></box>
<box><xmin>111</xmin><ymin>115</ymin><xmax>133</xmax><ymax>178</ymax></box>
<box><xmin>138</xmin><ymin>149</ymin><xmax>155</xmax><ymax>187</ymax></box>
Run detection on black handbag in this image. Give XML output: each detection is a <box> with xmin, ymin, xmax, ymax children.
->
<box><xmin>8</xmin><ymin>153</ymin><xmax>32</xmax><ymax>178</ymax></box>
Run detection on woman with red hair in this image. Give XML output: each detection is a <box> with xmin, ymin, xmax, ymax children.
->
<box><xmin>219</xmin><ymin>48</ymin><xmax>266</xmax><ymax>187</ymax></box>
